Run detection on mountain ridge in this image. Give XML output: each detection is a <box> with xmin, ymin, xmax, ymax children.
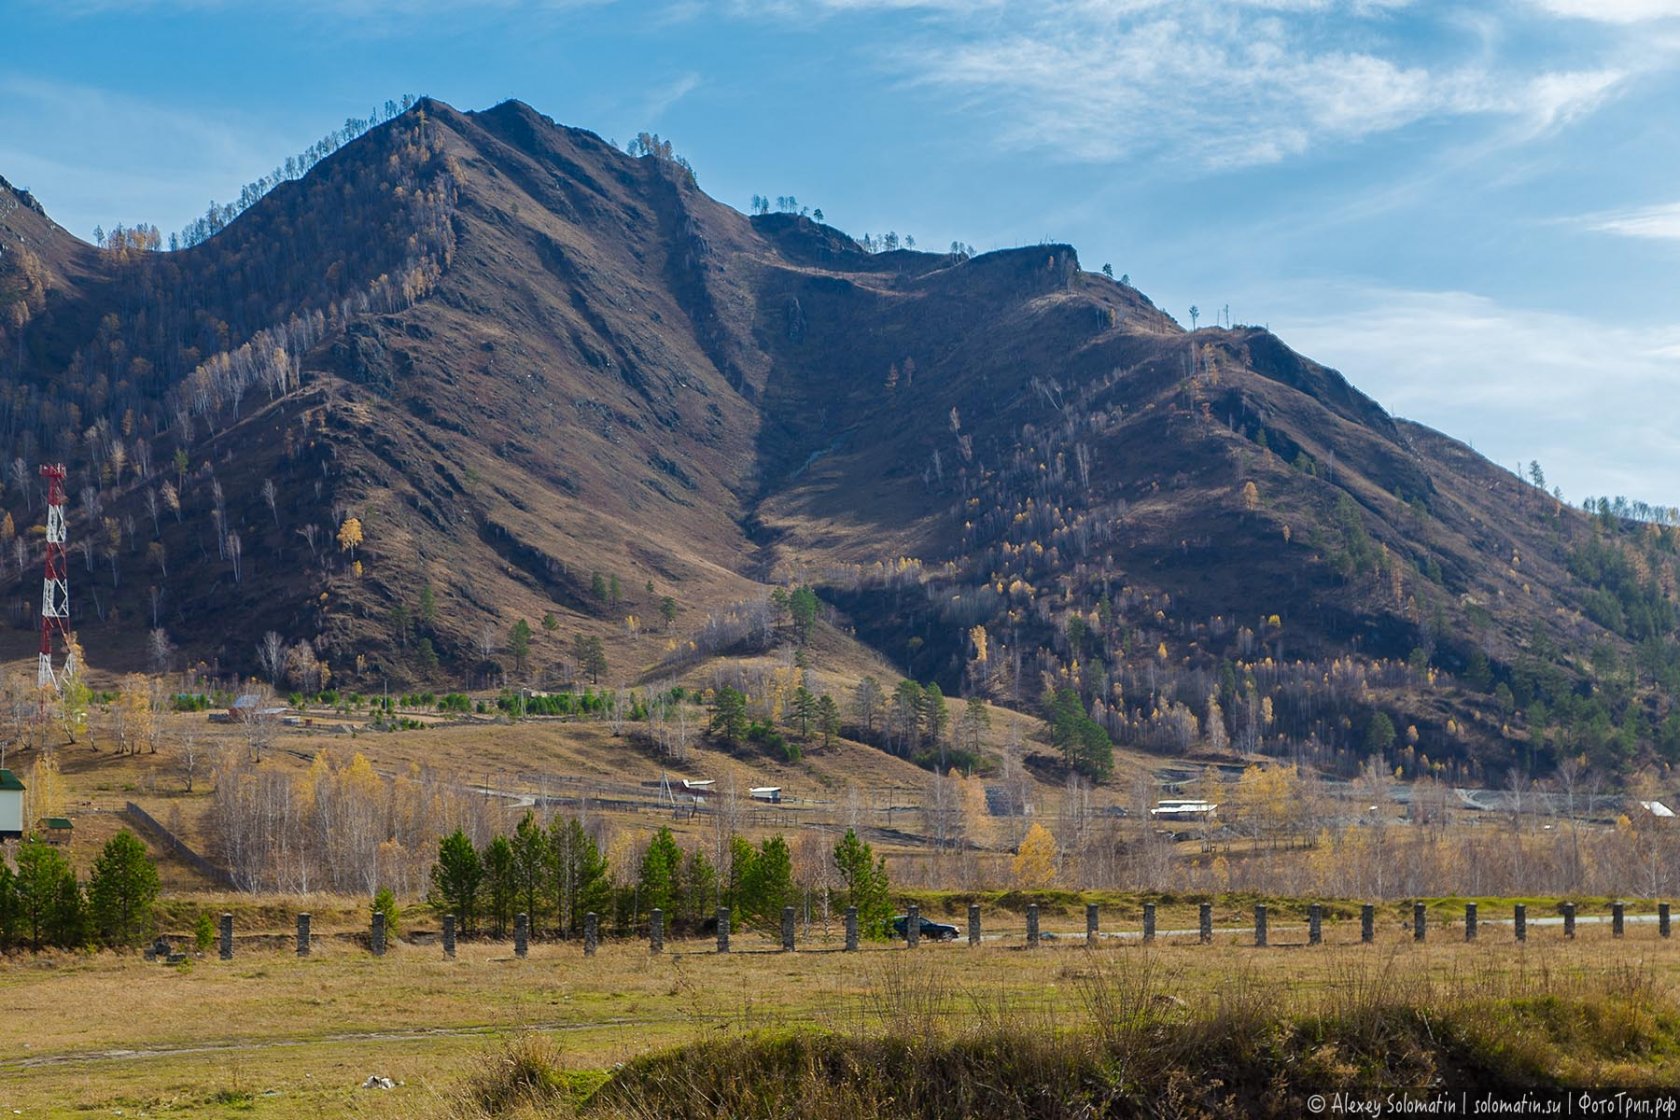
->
<box><xmin>0</xmin><ymin>96</ymin><xmax>1673</xmax><ymax>785</ymax></box>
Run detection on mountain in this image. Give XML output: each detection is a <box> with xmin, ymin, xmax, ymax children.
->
<box><xmin>0</xmin><ymin>98</ymin><xmax>1674</xmax><ymax>785</ymax></box>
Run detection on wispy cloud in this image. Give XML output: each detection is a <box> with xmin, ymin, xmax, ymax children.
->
<box><xmin>643</xmin><ymin>72</ymin><xmax>702</xmax><ymax>121</ymax></box>
<box><xmin>719</xmin><ymin>1</ymin><xmax>1655</xmax><ymax>170</ymax></box>
<box><xmin>1528</xmin><ymin>0</ymin><xmax>1680</xmax><ymax>23</ymax></box>
<box><xmin>1273</xmin><ymin>285</ymin><xmax>1680</xmax><ymax>500</ymax></box>
<box><xmin>907</xmin><ymin>4</ymin><xmax>1633</xmax><ymax>168</ymax></box>
<box><xmin>0</xmin><ymin>76</ymin><xmax>306</xmax><ymax>239</ymax></box>
<box><xmin>1583</xmin><ymin>201</ymin><xmax>1680</xmax><ymax>241</ymax></box>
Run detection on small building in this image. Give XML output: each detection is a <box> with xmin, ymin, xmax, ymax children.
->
<box><xmin>38</xmin><ymin>817</ymin><xmax>72</xmax><ymax>844</ymax></box>
<box><xmin>749</xmin><ymin>786</ymin><xmax>782</xmax><ymax>804</ymax></box>
<box><xmin>0</xmin><ymin>769</ymin><xmax>24</xmax><ymax>840</ymax></box>
<box><xmin>1150</xmin><ymin>799</ymin><xmax>1217</xmax><ymax>822</ymax></box>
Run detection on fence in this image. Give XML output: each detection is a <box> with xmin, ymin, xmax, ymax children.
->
<box><xmin>123</xmin><ymin>802</ymin><xmax>236</xmax><ymax>888</ymax></box>
<box><xmin>182</xmin><ymin>898</ymin><xmax>1676</xmax><ymax>960</ymax></box>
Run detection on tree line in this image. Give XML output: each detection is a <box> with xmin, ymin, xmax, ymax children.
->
<box><xmin>428</xmin><ymin>815</ymin><xmax>891</xmax><ymax>940</ymax></box>
<box><xmin>0</xmin><ymin>830</ymin><xmax>160</xmax><ymax>952</ymax></box>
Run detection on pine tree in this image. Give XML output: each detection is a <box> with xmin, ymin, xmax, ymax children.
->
<box><xmin>481</xmin><ymin>836</ymin><xmax>517</xmax><ymax>937</ymax></box>
<box><xmin>638</xmin><ymin>827</ymin><xmax>684</xmax><ymax>917</ymax></box>
<box><xmin>832</xmin><ymin>828</ymin><xmax>890</xmax><ymax>937</ymax></box>
<box><xmin>88</xmin><ymin>829</ymin><xmax>160</xmax><ymax>948</ymax></box>
<box><xmin>508</xmin><ymin>618</ymin><xmax>533</xmax><ymax>672</ymax></box>
<box><xmin>737</xmin><ymin>835</ymin><xmax>796</xmax><ymax>930</ymax></box>
<box><xmin>708</xmin><ymin>687</ymin><xmax>749</xmax><ymax>746</ymax></box>
<box><xmin>430</xmin><ymin>830</ymin><xmax>483</xmax><ymax>934</ymax></box>
<box><xmin>511</xmin><ymin>811</ymin><xmax>552</xmax><ymax>935</ymax></box>
<box><xmin>552</xmin><ymin>817</ymin><xmax>611</xmax><ymax>937</ymax></box>
<box><xmin>816</xmin><ymin>694</ymin><xmax>842</xmax><ymax>748</ymax></box>
<box><xmin>14</xmin><ymin>840</ymin><xmax>80</xmax><ymax>950</ymax></box>
<box><xmin>790</xmin><ymin>685</ymin><xmax>818</xmax><ymax>740</ymax></box>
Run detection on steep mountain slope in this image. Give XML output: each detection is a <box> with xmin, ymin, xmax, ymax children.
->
<box><xmin>0</xmin><ymin>98</ymin><xmax>1674</xmax><ymax>785</ymax></box>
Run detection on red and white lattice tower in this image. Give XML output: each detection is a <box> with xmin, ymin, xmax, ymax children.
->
<box><xmin>37</xmin><ymin>464</ymin><xmax>72</xmax><ymax>696</ymax></box>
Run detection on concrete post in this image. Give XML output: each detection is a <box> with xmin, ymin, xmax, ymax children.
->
<box><xmin>1308</xmin><ymin>904</ymin><xmax>1322</xmax><ymax>946</ymax></box>
<box><xmin>1413</xmin><ymin>902</ymin><xmax>1426</xmax><ymax>942</ymax></box>
<box><xmin>716</xmin><ymin>908</ymin><xmax>730</xmax><ymax>954</ymax></box>
<box><xmin>219</xmin><ymin>913</ymin><xmax>233</xmax><ymax>960</ymax></box>
<box><xmin>1361</xmin><ymin>904</ymin><xmax>1374</xmax><ymax>944</ymax></box>
<box><xmin>1143</xmin><ymin>903</ymin><xmax>1156</xmax><ymax>944</ymax></box>
<box><xmin>967</xmin><ymin>904</ymin><xmax>981</xmax><ymax>947</ymax></box>
<box><xmin>844</xmin><ymin>906</ymin><xmax>858</xmax><ymax>952</ymax></box>
<box><xmin>1199</xmin><ymin>902</ymin><xmax>1213</xmax><ymax>944</ymax></box>
<box><xmin>1086</xmin><ymin>903</ymin><xmax>1099</xmax><ymax>947</ymax></box>
<box><xmin>442</xmin><ymin>915</ymin><xmax>457</xmax><ymax>958</ymax></box>
<box><xmin>1465</xmin><ymin>903</ymin><xmax>1478</xmax><ymax>943</ymax></box>
<box><xmin>515</xmin><ymin>912</ymin><xmax>529</xmax><ymax>958</ymax></box>
<box><xmin>1661</xmin><ymin>903</ymin><xmax>1671</xmax><ymax>939</ymax></box>
<box><xmin>1514</xmin><ymin>904</ymin><xmax>1526</xmax><ymax>942</ymax></box>
<box><xmin>583</xmin><ymin>912</ymin><xmax>598</xmax><ymax>956</ymax></box>
<box><xmin>1563</xmin><ymin>902</ymin><xmax>1576</xmax><ymax>939</ymax></box>
<box><xmin>1254</xmin><ymin>905</ymin><xmax>1267</xmax><ymax>948</ymax></box>
<box><xmin>296</xmin><ymin>913</ymin><xmax>311</xmax><ymax>958</ymax></box>
<box><xmin>781</xmin><ymin>906</ymin><xmax>796</xmax><ymax>952</ymax></box>
<box><xmin>1026</xmin><ymin>903</ymin><xmax>1040</xmax><ymax>949</ymax></box>
<box><xmin>371</xmin><ymin>910</ymin><xmax>386</xmax><ymax>957</ymax></box>
<box><xmin>906</xmin><ymin>904</ymin><xmax>920</xmax><ymax>949</ymax></box>
<box><xmin>1613</xmin><ymin>901</ymin><xmax>1625</xmax><ymax>939</ymax></box>
<box><xmin>650</xmin><ymin>908</ymin><xmax>664</xmax><ymax>955</ymax></box>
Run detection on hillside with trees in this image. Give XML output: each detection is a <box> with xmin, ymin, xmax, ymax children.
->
<box><xmin>2</xmin><ymin>97</ymin><xmax>1678</xmax><ymax>789</ymax></box>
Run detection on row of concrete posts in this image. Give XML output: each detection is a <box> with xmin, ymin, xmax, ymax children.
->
<box><xmin>210</xmin><ymin>899</ymin><xmax>1676</xmax><ymax>960</ymax></box>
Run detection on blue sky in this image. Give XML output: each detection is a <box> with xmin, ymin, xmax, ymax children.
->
<box><xmin>3</xmin><ymin>0</ymin><xmax>1679</xmax><ymax>505</ymax></box>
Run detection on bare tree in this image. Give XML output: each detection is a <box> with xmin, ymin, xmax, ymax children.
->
<box><xmin>148</xmin><ymin>627</ymin><xmax>175</xmax><ymax>676</ymax></box>
<box><xmin>262</xmin><ymin>478</ymin><xmax>278</xmax><ymax>526</ymax></box>
<box><xmin>285</xmin><ymin>641</ymin><xmax>322</xmax><ymax>693</ymax></box>
<box><xmin>257</xmin><ymin>631</ymin><xmax>286</xmax><ymax>684</ymax></box>
<box><xmin>175</xmin><ymin>733</ymin><xmax>201</xmax><ymax>792</ymax></box>
<box><xmin>235</xmin><ymin>683</ymin><xmax>279</xmax><ymax>758</ymax></box>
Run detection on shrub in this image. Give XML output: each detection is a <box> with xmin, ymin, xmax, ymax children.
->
<box><xmin>373</xmin><ymin>887</ymin><xmax>401</xmax><ymax>937</ymax></box>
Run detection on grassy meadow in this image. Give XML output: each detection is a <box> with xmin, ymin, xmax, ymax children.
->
<box><xmin>4</xmin><ymin>907</ymin><xmax>1680</xmax><ymax>1118</ymax></box>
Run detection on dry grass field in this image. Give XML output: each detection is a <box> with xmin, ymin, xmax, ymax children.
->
<box><xmin>2</xmin><ymin>915</ymin><xmax>1679</xmax><ymax>1118</ymax></box>
<box><xmin>10</xmin><ymin>659</ymin><xmax>1680</xmax><ymax>1116</ymax></box>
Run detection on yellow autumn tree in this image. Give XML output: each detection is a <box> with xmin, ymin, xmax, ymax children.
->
<box><xmin>26</xmin><ymin>751</ymin><xmax>65</xmax><ymax>823</ymax></box>
<box><xmin>112</xmin><ymin>673</ymin><xmax>153</xmax><ymax>756</ymax></box>
<box><xmin>337</xmin><ymin>516</ymin><xmax>363</xmax><ymax>560</ymax></box>
<box><xmin>56</xmin><ymin>635</ymin><xmax>90</xmax><ymax>746</ymax></box>
<box><xmin>1012</xmin><ymin>822</ymin><xmax>1058</xmax><ymax>889</ymax></box>
<box><xmin>1234</xmin><ymin>763</ymin><xmax>1303</xmax><ymax>849</ymax></box>
<box><xmin>955</xmin><ymin>768</ymin><xmax>995</xmax><ymax>849</ymax></box>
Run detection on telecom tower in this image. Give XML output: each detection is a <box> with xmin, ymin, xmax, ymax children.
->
<box><xmin>37</xmin><ymin>464</ymin><xmax>72</xmax><ymax>695</ymax></box>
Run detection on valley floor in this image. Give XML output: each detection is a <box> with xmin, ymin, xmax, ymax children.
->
<box><xmin>4</xmin><ymin>911</ymin><xmax>1680</xmax><ymax>1118</ymax></box>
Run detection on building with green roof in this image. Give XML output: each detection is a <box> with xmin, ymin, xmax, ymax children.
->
<box><xmin>0</xmin><ymin>768</ymin><xmax>24</xmax><ymax>840</ymax></box>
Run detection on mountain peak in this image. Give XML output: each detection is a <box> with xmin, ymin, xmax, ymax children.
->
<box><xmin>0</xmin><ymin>173</ymin><xmax>46</xmax><ymax>218</ymax></box>
<box><xmin>0</xmin><ymin>96</ymin><xmax>1656</xmax><ymax>786</ymax></box>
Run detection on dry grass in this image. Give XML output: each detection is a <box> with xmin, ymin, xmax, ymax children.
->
<box><xmin>4</xmin><ymin>919</ymin><xmax>1680</xmax><ymax>1117</ymax></box>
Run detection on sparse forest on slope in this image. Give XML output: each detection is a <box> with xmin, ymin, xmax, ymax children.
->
<box><xmin>1</xmin><ymin>97</ymin><xmax>1677</xmax><ymax>788</ymax></box>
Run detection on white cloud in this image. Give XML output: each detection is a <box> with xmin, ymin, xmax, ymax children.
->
<box><xmin>0</xmin><ymin>77</ymin><xmax>311</xmax><ymax>240</ymax></box>
<box><xmin>1584</xmin><ymin>201</ymin><xmax>1680</xmax><ymax>241</ymax></box>
<box><xmin>1271</xmin><ymin>285</ymin><xmax>1680</xmax><ymax>501</ymax></box>
<box><xmin>746</xmin><ymin>1</ymin><xmax>1638</xmax><ymax>170</ymax></box>
<box><xmin>1529</xmin><ymin>0</ymin><xmax>1680</xmax><ymax>23</ymax></box>
<box><xmin>643</xmin><ymin>72</ymin><xmax>703</xmax><ymax>121</ymax></box>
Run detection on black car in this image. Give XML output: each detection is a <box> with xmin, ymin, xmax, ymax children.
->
<box><xmin>892</xmin><ymin>914</ymin><xmax>960</xmax><ymax>941</ymax></box>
